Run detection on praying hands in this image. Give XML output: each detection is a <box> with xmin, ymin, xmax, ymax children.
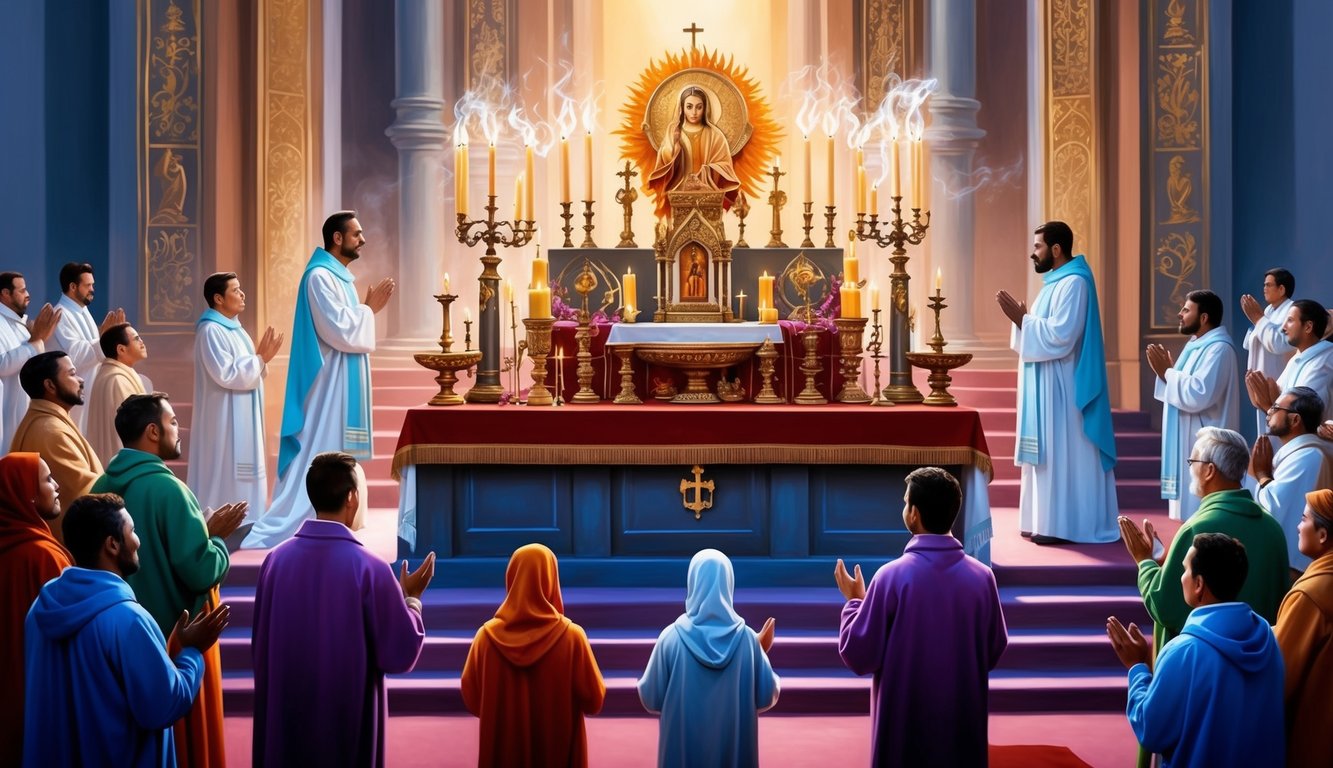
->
<box><xmin>1145</xmin><ymin>343</ymin><xmax>1174</xmax><ymax>381</ymax></box>
<box><xmin>995</xmin><ymin>290</ymin><xmax>1027</xmax><ymax>327</ymax></box>
<box><xmin>1244</xmin><ymin>370</ymin><xmax>1280</xmax><ymax>412</ymax></box>
<box><xmin>1117</xmin><ymin>516</ymin><xmax>1164</xmax><ymax>565</ymax></box>
<box><xmin>1105</xmin><ymin>616</ymin><xmax>1151</xmax><ymax>669</ymax></box>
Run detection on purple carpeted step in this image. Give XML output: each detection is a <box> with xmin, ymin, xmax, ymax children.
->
<box><xmin>987</xmin><ymin>479</ymin><xmax>1166</xmax><ymax>509</ymax></box>
<box><xmin>997</xmin><ymin>587</ymin><xmax>1149</xmax><ymax>628</ymax></box>
<box><xmin>987</xmin><ymin>671</ymin><xmax>1127</xmax><ymax>712</ymax></box>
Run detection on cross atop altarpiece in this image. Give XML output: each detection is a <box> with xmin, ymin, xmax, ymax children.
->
<box><xmin>682</xmin><ymin>22</ymin><xmax>704</xmax><ymax>49</ymax></box>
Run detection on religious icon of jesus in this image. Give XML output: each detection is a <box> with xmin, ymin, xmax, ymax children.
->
<box><xmin>681</xmin><ymin>244</ymin><xmax>708</xmax><ymax>301</ymax></box>
<box><xmin>648</xmin><ymin>86</ymin><xmax>741</xmax><ymax>210</ymax></box>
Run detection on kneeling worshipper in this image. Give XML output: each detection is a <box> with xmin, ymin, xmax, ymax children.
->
<box><xmin>22</xmin><ymin>493</ymin><xmax>230</xmax><ymax>768</ymax></box>
<box><xmin>0</xmin><ymin>453</ymin><xmax>71</xmax><ymax>766</ymax></box>
<box><xmin>461</xmin><ymin>543</ymin><xmax>605</xmax><ymax>767</ymax></box>
<box><xmin>1274</xmin><ymin>490</ymin><xmax>1333</xmax><ymax>767</ymax></box>
<box><xmin>638</xmin><ymin>549</ymin><xmax>780</xmax><ymax>767</ymax></box>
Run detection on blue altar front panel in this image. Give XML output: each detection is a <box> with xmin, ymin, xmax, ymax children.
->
<box><xmin>406</xmin><ymin>463</ymin><xmax>965</xmax><ymax>586</ymax></box>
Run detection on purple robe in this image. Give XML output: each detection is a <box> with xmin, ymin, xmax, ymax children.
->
<box><xmin>251</xmin><ymin>519</ymin><xmax>425</xmax><ymax>767</ymax></box>
<box><xmin>838</xmin><ymin>533</ymin><xmax>1008</xmax><ymax>767</ymax></box>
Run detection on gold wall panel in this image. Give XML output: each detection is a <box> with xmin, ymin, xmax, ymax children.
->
<box><xmin>1042</xmin><ymin>0</ymin><xmax>1099</xmax><ymax>275</ymax></box>
<box><xmin>258</xmin><ymin>0</ymin><xmax>313</xmax><ymax>329</ymax></box>
<box><xmin>139</xmin><ymin>0</ymin><xmax>202</xmax><ymax>326</ymax></box>
<box><xmin>465</xmin><ymin>0</ymin><xmax>514</xmax><ymax>100</ymax></box>
<box><xmin>857</xmin><ymin>0</ymin><xmax>920</xmax><ymax>108</ymax></box>
<box><xmin>1148</xmin><ymin>0</ymin><xmax>1208</xmax><ymax>329</ymax></box>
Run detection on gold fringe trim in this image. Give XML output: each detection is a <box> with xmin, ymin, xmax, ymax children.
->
<box><xmin>392</xmin><ymin>443</ymin><xmax>992</xmax><ymax>482</ymax></box>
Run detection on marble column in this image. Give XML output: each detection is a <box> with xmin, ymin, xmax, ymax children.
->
<box><xmin>385</xmin><ymin>0</ymin><xmax>446</xmax><ymax>342</ymax></box>
<box><xmin>924</xmin><ymin>0</ymin><xmax>985</xmax><ymax>345</ymax></box>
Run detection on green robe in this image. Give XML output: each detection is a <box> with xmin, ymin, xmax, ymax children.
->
<box><xmin>1134</xmin><ymin>487</ymin><xmax>1291</xmax><ymax>768</ymax></box>
<box><xmin>91</xmin><ymin>448</ymin><xmax>230</xmax><ymax>635</ymax></box>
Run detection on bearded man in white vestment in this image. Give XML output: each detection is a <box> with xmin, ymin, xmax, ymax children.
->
<box><xmin>242</xmin><ymin>212</ymin><xmax>394</xmax><ymax>549</ymax></box>
<box><xmin>996</xmin><ymin>221</ymin><xmax>1118</xmax><ymax>544</ymax></box>
<box><xmin>47</xmin><ymin>262</ymin><xmax>125</xmax><ymax>432</ymax></box>
<box><xmin>188</xmin><ymin>272</ymin><xmax>283</xmax><ymax>526</ymax></box>
<box><xmin>1245</xmin><ymin>299</ymin><xmax>1333</xmax><ymax>426</ymax></box>
<box><xmin>0</xmin><ymin>272</ymin><xmax>61</xmax><ymax>449</ymax></box>
<box><xmin>1239</xmin><ymin>268</ymin><xmax>1295</xmax><ymax>439</ymax></box>
<box><xmin>1249</xmin><ymin>387</ymin><xmax>1333</xmax><ymax>573</ymax></box>
<box><xmin>1148</xmin><ymin>290</ymin><xmax>1241</xmax><ymax>522</ymax></box>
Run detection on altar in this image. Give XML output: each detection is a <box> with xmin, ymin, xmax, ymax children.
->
<box><xmin>393</xmin><ymin>404</ymin><xmax>993</xmax><ymax>586</ymax></box>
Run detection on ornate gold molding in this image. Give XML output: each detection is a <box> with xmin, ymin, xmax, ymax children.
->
<box><xmin>857</xmin><ymin>0</ymin><xmax>921</xmax><ymax>108</ymax></box>
<box><xmin>139</xmin><ymin>0</ymin><xmax>202</xmax><ymax>326</ymax></box>
<box><xmin>1042</xmin><ymin>0</ymin><xmax>1099</xmax><ymax>276</ymax></box>
<box><xmin>1148</xmin><ymin>0</ymin><xmax>1208</xmax><ymax>329</ymax></box>
<box><xmin>465</xmin><ymin>0</ymin><xmax>513</xmax><ymax>100</ymax></box>
<box><xmin>257</xmin><ymin>0</ymin><xmax>314</xmax><ymax>331</ymax></box>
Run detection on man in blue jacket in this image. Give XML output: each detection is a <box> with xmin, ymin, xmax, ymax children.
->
<box><xmin>1106</xmin><ymin>532</ymin><xmax>1285</xmax><ymax>768</ymax></box>
<box><xmin>22</xmin><ymin>493</ymin><xmax>229</xmax><ymax>768</ymax></box>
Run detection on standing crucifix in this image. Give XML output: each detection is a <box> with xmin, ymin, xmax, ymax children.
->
<box><xmin>683</xmin><ymin>22</ymin><xmax>704</xmax><ymax>49</ymax></box>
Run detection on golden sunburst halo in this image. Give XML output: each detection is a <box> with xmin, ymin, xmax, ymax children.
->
<box><xmin>616</xmin><ymin>47</ymin><xmax>784</xmax><ymax>219</ymax></box>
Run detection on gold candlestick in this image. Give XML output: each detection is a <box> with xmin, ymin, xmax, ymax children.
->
<box><xmin>612</xmin><ymin>346</ymin><xmax>641</xmax><ymax>404</ymax></box>
<box><xmin>766</xmin><ymin>163</ymin><xmax>788</xmax><ymax>248</ymax></box>
<box><xmin>501</xmin><ymin>298</ymin><xmax>526</xmax><ymax>403</ymax></box>
<box><xmin>906</xmin><ymin>290</ymin><xmax>972</xmax><ymax>407</ymax></box>
<box><xmin>413</xmin><ymin>293</ymin><xmax>483</xmax><ymax>406</ymax></box>
<box><xmin>560</xmin><ymin>201</ymin><xmax>575</xmax><ymax>247</ymax></box>
<box><xmin>571</xmin><ymin>259</ymin><xmax>600</xmax><ymax>403</ymax></box>
<box><xmin>866</xmin><ymin>307</ymin><xmax>890</xmax><ymax>406</ymax></box>
<box><xmin>455</xmin><ymin>194</ymin><xmax>536</xmax><ymax>403</ymax></box>
<box><xmin>734</xmin><ymin>194</ymin><xmax>750</xmax><ymax>248</ymax></box>
<box><xmin>522</xmin><ymin>317</ymin><xmax>555</xmax><ymax>406</ymax></box>
<box><xmin>833</xmin><ymin>317</ymin><xmax>871</xmax><ymax>403</ymax></box>
<box><xmin>795</xmin><ymin>325</ymin><xmax>827</xmax><ymax>405</ymax></box>
<box><xmin>580</xmin><ymin>200</ymin><xmax>598</xmax><ymax>248</ymax></box>
<box><xmin>824</xmin><ymin>204</ymin><xmax>837</xmax><ymax>248</ymax></box>
<box><xmin>463</xmin><ymin>318</ymin><xmax>473</xmax><ymax>351</ymax></box>
<box><xmin>800</xmin><ymin>201</ymin><xmax>816</xmax><ymax>247</ymax></box>
<box><xmin>753</xmin><ymin>337</ymin><xmax>783</xmax><ymax>403</ymax></box>
<box><xmin>854</xmin><ymin>195</ymin><xmax>930</xmax><ymax>403</ymax></box>
<box><xmin>615</xmin><ymin>162</ymin><xmax>638</xmax><ymax>248</ymax></box>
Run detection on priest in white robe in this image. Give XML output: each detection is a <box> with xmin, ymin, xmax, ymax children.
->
<box><xmin>47</xmin><ymin>262</ymin><xmax>123</xmax><ymax>432</ymax></box>
<box><xmin>243</xmin><ymin>212</ymin><xmax>393</xmax><ymax>549</ymax></box>
<box><xmin>1240</xmin><ymin>268</ymin><xmax>1295</xmax><ymax>438</ymax></box>
<box><xmin>188</xmin><ymin>272</ymin><xmax>283</xmax><ymax>525</ymax></box>
<box><xmin>0</xmin><ymin>272</ymin><xmax>60</xmax><ymax>449</ymax></box>
<box><xmin>1250</xmin><ymin>387</ymin><xmax>1333</xmax><ymax>572</ymax></box>
<box><xmin>998</xmin><ymin>222</ymin><xmax>1118</xmax><ymax>543</ymax></box>
<box><xmin>1267</xmin><ymin>300</ymin><xmax>1333</xmax><ymax>423</ymax></box>
<box><xmin>1149</xmin><ymin>290</ymin><xmax>1241</xmax><ymax>521</ymax></box>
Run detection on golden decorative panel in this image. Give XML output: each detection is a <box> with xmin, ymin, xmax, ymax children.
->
<box><xmin>465</xmin><ymin>0</ymin><xmax>513</xmax><ymax>101</ymax></box>
<box><xmin>139</xmin><ymin>0</ymin><xmax>202</xmax><ymax>326</ymax></box>
<box><xmin>1148</xmin><ymin>0</ymin><xmax>1208</xmax><ymax>329</ymax></box>
<box><xmin>857</xmin><ymin>0</ymin><xmax>920</xmax><ymax>108</ymax></box>
<box><xmin>1042</xmin><ymin>0</ymin><xmax>1099</xmax><ymax>275</ymax></box>
<box><xmin>258</xmin><ymin>0</ymin><xmax>313</xmax><ymax>329</ymax></box>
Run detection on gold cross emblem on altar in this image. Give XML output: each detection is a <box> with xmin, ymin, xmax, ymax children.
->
<box><xmin>679</xmin><ymin>465</ymin><xmax>715</xmax><ymax>520</ymax></box>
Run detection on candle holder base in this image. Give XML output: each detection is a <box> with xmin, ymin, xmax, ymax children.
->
<box><xmin>560</xmin><ymin>202</ymin><xmax>575</xmax><ymax>248</ymax></box>
<box><xmin>800</xmin><ymin>202</ymin><xmax>816</xmax><ymax>248</ymax></box>
<box><xmin>906</xmin><ymin>351</ymin><xmax>973</xmax><ymax>406</ymax></box>
<box><xmin>415</xmin><ymin>351</ymin><xmax>484</xmax><ymax>406</ymax></box>
<box><xmin>753</xmin><ymin>338</ymin><xmax>783</xmax><ymax>404</ymax></box>
<box><xmin>833</xmin><ymin>317</ymin><xmax>871</xmax><ymax>403</ymax></box>
<box><xmin>824</xmin><ymin>205</ymin><xmax>837</xmax><ymax>248</ymax></box>
<box><xmin>795</xmin><ymin>326</ymin><xmax>827</xmax><ymax>405</ymax></box>
<box><xmin>612</xmin><ymin>346</ymin><xmax>642</xmax><ymax>404</ymax></box>
<box><xmin>522</xmin><ymin>318</ymin><xmax>555</xmax><ymax>406</ymax></box>
<box><xmin>580</xmin><ymin>200</ymin><xmax>598</xmax><ymax>248</ymax></box>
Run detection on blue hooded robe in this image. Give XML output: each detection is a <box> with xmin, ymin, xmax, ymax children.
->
<box><xmin>23</xmin><ymin>567</ymin><xmax>204</xmax><ymax>768</ymax></box>
<box><xmin>638</xmin><ymin>549</ymin><xmax>780</xmax><ymax>767</ymax></box>
<box><xmin>1126</xmin><ymin>601</ymin><xmax>1285</xmax><ymax>767</ymax></box>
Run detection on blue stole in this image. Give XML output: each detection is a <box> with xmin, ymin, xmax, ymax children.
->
<box><xmin>277</xmin><ymin>249</ymin><xmax>372</xmax><ymax>479</ymax></box>
<box><xmin>1160</xmin><ymin>329</ymin><xmax>1234</xmax><ymax>499</ymax></box>
<box><xmin>196</xmin><ymin>309</ymin><xmax>264</xmax><ymax>479</ymax></box>
<box><xmin>1016</xmin><ymin>256</ymin><xmax>1117</xmax><ymax>471</ymax></box>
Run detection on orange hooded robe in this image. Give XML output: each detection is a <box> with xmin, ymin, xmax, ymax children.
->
<box><xmin>461</xmin><ymin>544</ymin><xmax>606</xmax><ymax>767</ymax></box>
<box><xmin>0</xmin><ymin>453</ymin><xmax>73</xmax><ymax>766</ymax></box>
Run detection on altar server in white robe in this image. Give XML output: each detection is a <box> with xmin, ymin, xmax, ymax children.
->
<box><xmin>48</xmin><ymin>262</ymin><xmax>124</xmax><ymax>432</ymax></box>
<box><xmin>1250</xmin><ymin>387</ymin><xmax>1333</xmax><ymax>572</ymax></box>
<box><xmin>997</xmin><ymin>221</ymin><xmax>1118</xmax><ymax>544</ymax></box>
<box><xmin>0</xmin><ymin>272</ymin><xmax>61</xmax><ymax>448</ymax></box>
<box><xmin>243</xmin><ymin>211</ymin><xmax>393</xmax><ymax>549</ymax></box>
<box><xmin>1149</xmin><ymin>289</ymin><xmax>1241</xmax><ymax>521</ymax></box>
<box><xmin>188</xmin><ymin>272</ymin><xmax>284</xmax><ymax>524</ymax></box>
<box><xmin>1240</xmin><ymin>268</ymin><xmax>1295</xmax><ymax>438</ymax></box>
<box><xmin>1246</xmin><ymin>299</ymin><xmax>1333</xmax><ymax>426</ymax></box>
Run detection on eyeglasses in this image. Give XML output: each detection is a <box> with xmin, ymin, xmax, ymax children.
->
<box><xmin>1267</xmin><ymin>404</ymin><xmax>1298</xmax><ymax>415</ymax></box>
<box><xmin>1185</xmin><ymin>458</ymin><xmax>1214</xmax><ymax>466</ymax></box>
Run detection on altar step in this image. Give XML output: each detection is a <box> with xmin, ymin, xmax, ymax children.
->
<box><xmin>211</xmin><ymin>584</ymin><xmax>1146</xmax><ymax>715</ymax></box>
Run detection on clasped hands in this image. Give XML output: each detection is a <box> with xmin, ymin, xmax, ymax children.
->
<box><xmin>995</xmin><ymin>291</ymin><xmax>1027</xmax><ymax>327</ymax></box>
<box><xmin>1144</xmin><ymin>344</ymin><xmax>1174</xmax><ymax>381</ymax></box>
<box><xmin>1117</xmin><ymin>516</ymin><xmax>1164</xmax><ymax>566</ymax></box>
<box><xmin>1244</xmin><ymin>370</ymin><xmax>1281</xmax><ymax>412</ymax></box>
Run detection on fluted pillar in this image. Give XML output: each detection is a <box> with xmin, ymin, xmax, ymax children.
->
<box><xmin>385</xmin><ymin>0</ymin><xmax>446</xmax><ymax>341</ymax></box>
<box><xmin>924</xmin><ymin>0</ymin><xmax>985</xmax><ymax>344</ymax></box>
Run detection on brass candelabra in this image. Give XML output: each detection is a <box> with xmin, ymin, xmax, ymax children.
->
<box><xmin>854</xmin><ymin>195</ymin><xmax>930</xmax><ymax>403</ymax></box>
<box><xmin>753</xmin><ymin>337</ymin><xmax>783</xmax><ymax>403</ymax></box>
<box><xmin>501</xmin><ymin>297</ymin><xmax>526</xmax><ymax>403</ymax></box>
<box><xmin>560</xmin><ymin>201</ymin><xmax>575</xmax><ymax>247</ymax></box>
<box><xmin>615</xmin><ymin>162</ymin><xmax>638</xmax><ymax>247</ymax></box>
<box><xmin>865</xmin><ymin>307</ymin><xmax>889</xmax><ymax>406</ymax></box>
<box><xmin>766</xmin><ymin>164</ymin><xmax>787</xmax><ymax>248</ymax></box>
<box><xmin>455</xmin><ymin>195</ymin><xmax>536</xmax><ymax>403</ymax></box>
<box><xmin>800</xmin><ymin>201</ymin><xmax>816</xmax><ymax>247</ymax></box>
<box><xmin>734</xmin><ymin>194</ymin><xmax>750</xmax><ymax>248</ymax></box>
<box><xmin>906</xmin><ymin>289</ymin><xmax>972</xmax><ymax>406</ymax></box>
<box><xmin>414</xmin><ymin>293</ymin><xmax>483</xmax><ymax>406</ymax></box>
<box><xmin>824</xmin><ymin>205</ymin><xmax>837</xmax><ymax>248</ymax></box>
<box><xmin>612</xmin><ymin>346</ymin><xmax>641</xmax><ymax>404</ymax></box>
<box><xmin>794</xmin><ymin>324</ymin><xmax>827</xmax><ymax>405</ymax></box>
